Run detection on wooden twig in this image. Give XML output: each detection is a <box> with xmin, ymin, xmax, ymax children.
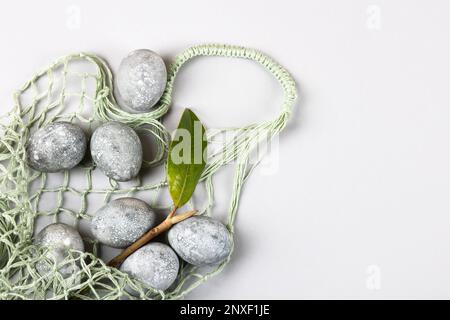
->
<box><xmin>107</xmin><ymin>208</ymin><xmax>196</xmax><ymax>268</ymax></box>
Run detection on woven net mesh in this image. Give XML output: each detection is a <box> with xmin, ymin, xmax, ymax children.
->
<box><xmin>0</xmin><ymin>44</ymin><xmax>297</xmax><ymax>300</ymax></box>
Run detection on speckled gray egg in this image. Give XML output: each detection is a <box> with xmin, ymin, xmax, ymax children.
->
<box><xmin>168</xmin><ymin>216</ymin><xmax>233</xmax><ymax>266</ymax></box>
<box><xmin>91</xmin><ymin>197</ymin><xmax>156</xmax><ymax>248</ymax></box>
<box><xmin>27</xmin><ymin>122</ymin><xmax>87</xmax><ymax>172</ymax></box>
<box><xmin>90</xmin><ymin>122</ymin><xmax>142</xmax><ymax>181</ymax></box>
<box><xmin>34</xmin><ymin>223</ymin><xmax>85</xmax><ymax>278</ymax></box>
<box><xmin>115</xmin><ymin>49</ymin><xmax>167</xmax><ymax>113</ymax></box>
<box><xmin>120</xmin><ymin>242</ymin><xmax>179</xmax><ymax>291</ymax></box>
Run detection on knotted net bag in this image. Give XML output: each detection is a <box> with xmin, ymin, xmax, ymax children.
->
<box><xmin>0</xmin><ymin>44</ymin><xmax>297</xmax><ymax>300</ymax></box>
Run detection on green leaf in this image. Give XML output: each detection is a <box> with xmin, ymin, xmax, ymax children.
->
<box><xmin>167</xmin><ymin>108</ymin><xmax>207</xmax><ymax>208</ymax></box>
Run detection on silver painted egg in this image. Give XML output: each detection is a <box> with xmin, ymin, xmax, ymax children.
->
<box><xmin>115</xmin><ymin>49</ymin><xmax>167</xmax><ymax>113</ymax></box>
<box><xmin>168</xmin><ymin>216</ymin><xmax>233</xmax><ymax>266</ymax></box>
<box><xmin>34</xmin><ymin>223</ymin><xmax>85</xmax><ymax>278</ymax></box>
<box><xmin>120</xmin><ymin>242</ymin><xmax>179</xmax><ymax>291</ymax></box>
<box><xmin>90</xmin><ymin>121</ymin><xmax>143</xmax><ymax>181</ymax></box>
<box><xmin>91</xmin><ymin>197</ymin><xmax>156</xmax><ymax>248</ymax></box>
<box><xmin>27</xmin><ymin>122</ymin><xmax>87</xmax><ymax>172</ymax></box>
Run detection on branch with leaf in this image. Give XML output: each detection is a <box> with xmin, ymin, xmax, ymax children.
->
<box><xmin>108</xmin><ymin>108</ymin><xmax>207</xmax><ymax>268</ymax></box>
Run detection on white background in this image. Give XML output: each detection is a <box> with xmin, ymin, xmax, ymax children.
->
<box><xmin>1</xmin><ymin>0</ymin><xmax>450</xmax><ymax>299</ymax></box>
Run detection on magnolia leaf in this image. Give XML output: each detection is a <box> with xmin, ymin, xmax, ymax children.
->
<box><xmin>167</xmin><ymin>108</ymin><xmax>207</xmax><ymax>208</ymax></box>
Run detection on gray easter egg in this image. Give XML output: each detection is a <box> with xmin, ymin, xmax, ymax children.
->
<box><xmin>91</xmin><ymin>197</ymin><xmax>156</xmax><ymax>248</ymax></box>
<box><xmin>90</xmin><ymin>122</ymin><xmax>143</xmax><ymax>181</ymax></box>
<box><xmin>120</xmin><ymin>242</ymin><xmax>179</xmax><ymax>291</ymax></box>
<box><xmin>168</xmin><ymin>216</ymin><xmax>233</xmax><ymax>266</ymax></box>
<box><xmin>115</xmin><ymin>49</ymin><xmax>167</xmax><ymax>113</ymax></box>
<box><xmin>34</xmin><ymin>223</ymin><xmax>85</xmax><ymax>278</ymax></box>
<box><xmin>27</xmin><ymin>122</ymin><xmax>87</xmax><ymax>172</ymax></box>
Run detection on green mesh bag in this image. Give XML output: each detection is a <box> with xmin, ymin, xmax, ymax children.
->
<box><xmin>0</xmin><ymin>44</ymin><xmax>297</xmax><ymax>300</ymax></box>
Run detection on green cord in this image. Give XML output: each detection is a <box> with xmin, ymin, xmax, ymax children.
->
<box><xmin>0</xmin><ymin>44</ymin><xmax>297</xmax><ymax>300</ymax></box>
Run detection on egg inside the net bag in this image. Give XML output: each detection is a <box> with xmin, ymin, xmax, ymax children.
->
<box><xmin>27</xmin><ymin>122</ymin><xmax>87</xmax><ymax>172</ymax></box>
<box><xmin>120</xmin><ymin>242</ymin><xmax>179</xmax><ymax>291</ymax></box>
<box><xmin>34</xmin><ymin>223</ymin><xmax>85</xmax><ymax>280</ymax></box>
<box><xmin>91</xmin><ymin>197</ymin><xmax>156</xmax><ymax>248</ymax></box>
<box><xmin>168</xmin><ymin>216</ymin><xmax>233</xmax><ymax>266</ymax></box>
<box><xmin>115</xmin><ymin>49</ymin><xmax>167</xmax><ymax>113</ymax></box>
<box><xmin>90</xmin><ymin>121</ymin><xmax>143</xmax><ymax>181</ymax></box>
